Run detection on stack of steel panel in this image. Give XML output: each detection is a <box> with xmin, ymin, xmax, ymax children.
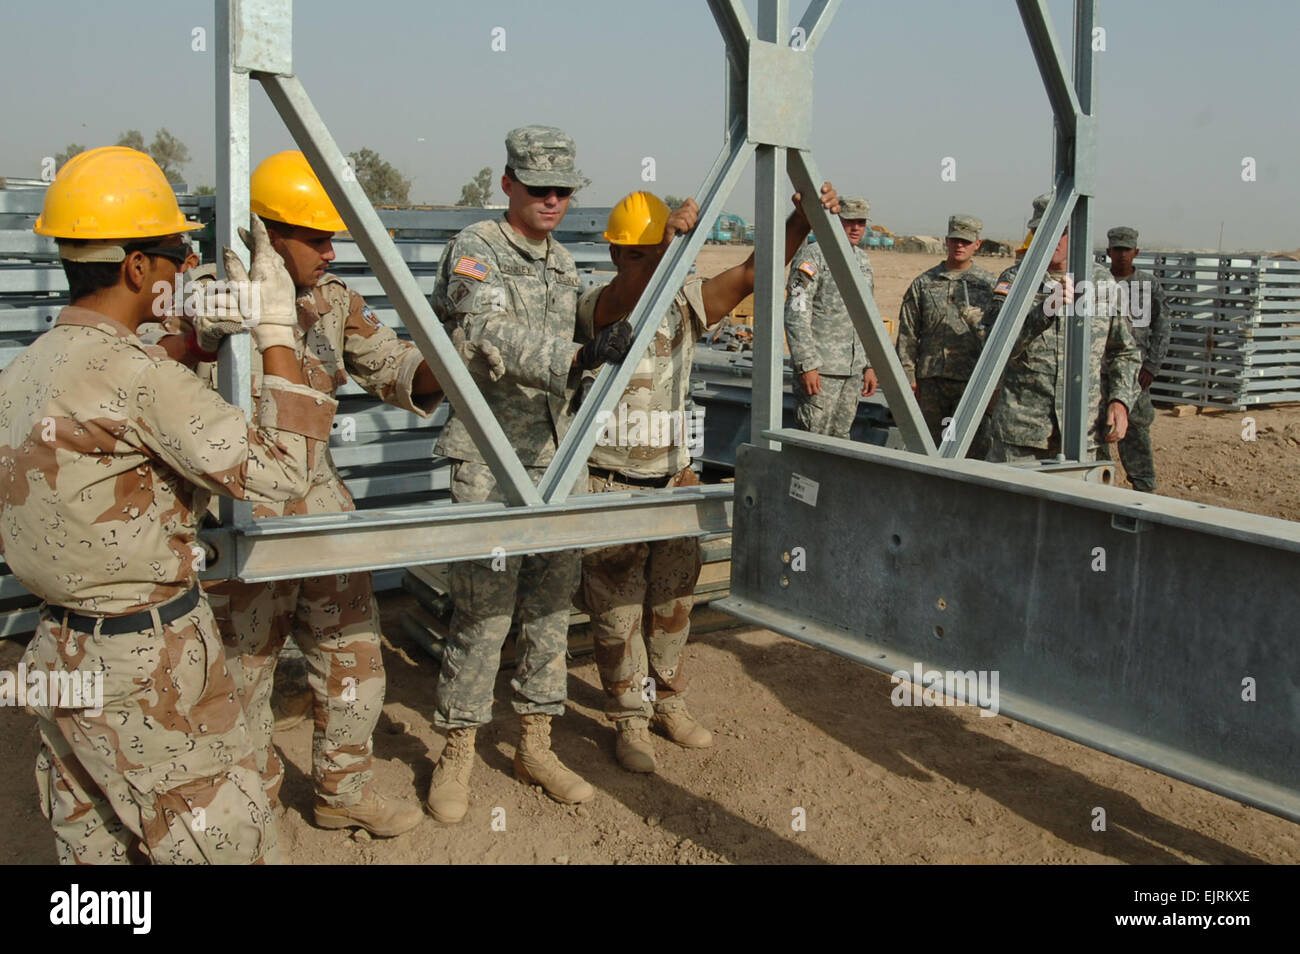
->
<box><xmin>1131</xmin><ymin>252</ymin><xmax>1300</xmax><ymax>409</ymax></box>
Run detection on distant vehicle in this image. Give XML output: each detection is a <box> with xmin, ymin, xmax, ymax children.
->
<box><xmin>708</xmin><ymin>212</ymin><xmax>749</xmax><ymax>244</ymax></box>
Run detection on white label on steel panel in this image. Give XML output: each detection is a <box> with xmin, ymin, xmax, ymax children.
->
<box><xmin>789</xmin><ymin>473</ymin><xmax>819</xmax><ymax>506</ymax></box>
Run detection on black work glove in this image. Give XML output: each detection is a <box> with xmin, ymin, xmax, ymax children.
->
<box><xmin>575</xmin><ymin>321</ymin><xmax>634</xmax><ymax>371</ymax></box>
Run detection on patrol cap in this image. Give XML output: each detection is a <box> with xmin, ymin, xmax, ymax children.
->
<box><xmin>1107</xmin><ymin>225</ymin><xmax>1139</xmax><ymax>249</ymax></box>
<box><xmin>838</xmin><ymin>197</ymin><xmax>870</xmax><ymax>221</ymax></box>
<box><xmin>505</xmin><ymin>125</ymin><xmax>588</xmax><ymax>189</ymax></box>
<box><xmin>1027</xmin><ymin>192</ymin><xmax>1052</xmax><ymax>230</ymax></box>
<box><xmin>947</xmin><ymin>214</ymin><xmax>982</xmax><ymax>242</ymax></box>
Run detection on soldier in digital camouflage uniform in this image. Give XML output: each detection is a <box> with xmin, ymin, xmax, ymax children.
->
<box><xmin>981</xmin><ymin>201</ymin><xmax>1141</xmax><ymax>462</ymax></box>
<box><xmin>183</xmin><ymin>152</ymin><xmax>465</xmax><ymax>838</ymax></box>
<box><xmin>580</xmin><ymin>183</ymin><xmax>839</xmax><ymax>773</ymax></box>
<box><xmin>426</xmin><ymin>126</ymin><xmax>639</xmax><ymax>823</ymax></box>
<box><xmin>1097</xmin><ymin>225</ymin><xmax>1168</xmax><ymax>492</ymax></box>
<box><xmin>784</xmin><ymin>196</ymin><xmax>878</xmax><ymax>439</ymax></box>
<box><xmin>2</xmin><ymin>147</ymin><xmax>336</xmax><ymax>864</ymax></box>
<box><xmin>896</xmin><ymin>214</ymin><xmax>998</xmax><ymax>453</ymax></box>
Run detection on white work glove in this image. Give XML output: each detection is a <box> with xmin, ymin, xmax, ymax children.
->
<box><xmin>192</xmin><ymin>272</ymin><xmax>245</xmax><ymax>354</ymax></box>
<box><xmin>221</xmin><ymin>215</ymin><xmax>300</xmax><ymax>352</ymax></box>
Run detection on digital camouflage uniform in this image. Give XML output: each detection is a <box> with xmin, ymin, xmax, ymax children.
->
<box><xmin>0</xmin><ymin>306</ymin><xmax>336</xmax><ymax>863</ymax></box>
<box><xmin>203</xmin><ymin>274</ymin><xmax>439</xmax><ymax>807</ymax></box>
<box><xmin>784</xmin><ymin>238</ymin><xmax>873</xmax><ymax>438</ymax></box>
<box><xmin>578</xmin><ymin>277</ymin><xmax>706</xmax><ymax>722</ymax></box>
<box><xmin>896</xmin><ymin>260</ymin><xmax>998</xmax><ymax>449</ymax></box>
<box><xmin>431</xmin><ymin>216</ymin><xmax>588</xmax><ymax>730</ymax></box>
<box><xmin>983</xmin><ymin>262</ymin><xmax>1142</xmax><ymax>461</ymax></box>
<box><xmin>1098</xmin><ymin>256</ymin><xmax>1168</xmax><ymax>492</ymax></box>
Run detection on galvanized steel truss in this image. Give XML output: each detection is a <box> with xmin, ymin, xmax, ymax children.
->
<box><xmin>211</xmin><ymin>0</ymin><xmax>1300</xmax><ymax>823</ymax></box>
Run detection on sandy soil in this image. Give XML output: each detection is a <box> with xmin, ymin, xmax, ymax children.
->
<box><xmin>2</xmin><ymin>248</ymin><xmax>1297</xmax><ymax>865</ymax></box>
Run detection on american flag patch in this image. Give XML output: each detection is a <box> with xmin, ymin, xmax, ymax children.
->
<box><xmin>994</xmin><ymin>281</ymin><xmax>1012</xmax><ymax>296</ymax></box>
<box><xmin>797</xmin><ymin>261</ymin><xmax>817</xmax><ymax>278</ymax></box>
<box><xmin>453</xmin><ymin>257</ymin><xmax>490</xmax><ymax>281</ymax></box>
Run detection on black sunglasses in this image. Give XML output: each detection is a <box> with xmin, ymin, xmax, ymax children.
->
<box><xmin>126</xmin><ymin>239</ymin><xmax>191</xmax><ymax>265</ymax></box>
<box><xmin>521</xmin><ymin>183</ymin><xmax>573</xmax><ymax>199</ymax></box>
<box><xmin>507</xmin><ymin>171</ymin><xmax>573</xmax><ymax>200</ymax></box>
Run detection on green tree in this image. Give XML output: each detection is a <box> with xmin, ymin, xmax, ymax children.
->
<box><xmin>114</xmin><ymin>128</ymin><xmax>191</xmax><ymax>185</ymax></box>
<box><xmin>455</xmin><ymin>167</ymin><xmax>494</xmax><ymax>207</ymax></box>
<box><xmin>149</xmin><ymin>128</ymin><xmax>191</xmax><ymax>185</ymax></box>
<box><xmin>54</xmin><ymin>144</ymin><xmax>86</xmax><ymax>172</ymax></box>
<box><xmin>663</xmin><ymin>194</ymin><xmax>687</xmax><ymax>209</ymax></box>
<box><xmin>195</xmin><ymin>185</ymin><xmax>216</xmax><ymax>196</ymax></box>
<box><xmin>347</xmin><ymin>147</ymin><xmax>411</xmax><ymax>206</ymax></box>
<box><xmin>115</xmin><ymin>129</ymin><xmax>145</xmax><ymax>152</ymax></box>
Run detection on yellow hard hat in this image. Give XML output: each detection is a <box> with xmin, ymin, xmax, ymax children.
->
<box><xmin>1017</xmin><ymin>229</ymin><xmax>1034</xmax><ymax>254</ymax></box>
<box><xmin>604</xmin><ymin>191</ymin><xmax>671</xmax><ymax>246</ymax></box>
<box><xmin>34</xmin><ymin>146</ymin><xmax>202</xmax><ymax>240</ymax></box>
<box><xmin>250</xmin><ymin>151</ymin><xmax>346</xmax><ymax>232</ymax></box>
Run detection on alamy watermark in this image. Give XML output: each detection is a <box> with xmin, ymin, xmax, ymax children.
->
<box><xmin>1</xmin><ymin>664</ymin><xmax>104</xmax><ymax>716</ymax></box>
<box><xmin>890</xmin><ymin>662</ymin><xmax>1000</xmax><ymax>717</ymax></box>
<box><xmin>593</xmin><ymin>403</ymin><xmax>705</xmax><ymax>453</ymax></box>
<box><xmin>1043</xmin><ymin>277</ymin><xmax>1155</xmax><ymax>327</ymax></box>
<box><xmin>151</xmin><ymin>275</ymin><xmax>263</xmax><ymax>324</ymax></box>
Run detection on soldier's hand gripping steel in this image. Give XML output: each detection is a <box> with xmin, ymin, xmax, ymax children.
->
<box><xmin>575</xmin><ymin>319</ymin><xmax>634</xmax><ymax>371</ymax></box>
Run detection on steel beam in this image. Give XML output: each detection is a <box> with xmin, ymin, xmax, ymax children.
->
<box><xmin>750</xmin><ymin>145</ymin><xmax>787</xmax><ymax>449</ymax></box>
<box><xmin>1061</xmin><ymin>0</ymin><xmax>1098</xmax><ymax>461</ymax></box>
<box><xmin>258</xmin><ymin>72</ymin><xmax>541</xmax><ymax>507</ymax></box>
<box><xmin>788</xmin><ymin>150</ymin><xmax>934</xmax><ymax>454</ymax></box>
<box><xmin>1017</xmin><ymin>0</ymin><xmax>1081</xmax><ymax>133</ymax></box>
<box><xmin>793</xmin><ymin>0</ymin><xmax>841</xmax><ymax>54</ymax></box>
<box><xmin>225</xmin><ymin>484</ymin><xmax>733</xmax><ymax>582</ymax></box>
<box><xmin>214</xmin><ymin>0</ymin><xmax>255</xmax><ymax>531</ymax></box>
<box><xmin>721</xmin><ymin>431</ymin><xmax>1300</xmax><ymax>823</ymax></box>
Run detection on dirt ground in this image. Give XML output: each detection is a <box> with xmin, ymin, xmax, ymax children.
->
<box><xmin>2</xmin><ymin>249</ymin><xmax>1297</xmax><ymax>865</ymax></box>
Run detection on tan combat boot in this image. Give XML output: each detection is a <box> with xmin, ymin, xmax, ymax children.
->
<box><xmin>653</xmin><ymin>702</ymin><xmax>713</xmax><ymax>748</ymax></box>
<box><xmin>514</xmin><ymin>714</ymin><xmax>595</xmax><ymax>804</ymax></box>
<box><xmin>614</xmin><ymin>717</ymin><xmax>656</xmax><ymax>773</ymax></box>
<box><xmin>314</xmin><ymin>784</ymin><xmax>423</xmax><ymax>837</ymax></box>
<box><xmin>426</xmin><ymin>727</ymin><xmax>476</xmax><ymax>824</ymax></box>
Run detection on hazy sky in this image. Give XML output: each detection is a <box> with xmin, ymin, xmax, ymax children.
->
<box><xmin>2</xmin><ymin>0</ymin><xmax>1297</xmax><ymax>250</ymax></box>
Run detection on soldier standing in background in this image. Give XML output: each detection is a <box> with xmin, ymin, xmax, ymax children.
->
<box><xmin>784</xmin><ymin>196</ymin><xmax>878</xmax><ymax>438</ymax></box>
<box><xmin>981</xmin><ymin>204</ymin><xmax>1141</xmax><ymax>463</ymax></box>
<box><xmin>426</xmin><ymin>126</ymin><xmax>635</xmax><ymax>823</ymax></box>
<box><xmin>190</xmin><ymin>152</ymin><xmax>463</xmax><ymax>838</ymax></box>
<box><xmin>895</xmin><ymin>214</ymin><xmax>998</xmax><ymax>452</ymax></box>
<box><xmin>3</xmin><ymin>147</ymin><xmax>336</xmax><ymax>863</ymax></box>
<box><xmin>580</xmin><ymin>182</ymin><xmax>840</xmax><ymax>774</ymax></box>
<box><xmin>1100</xmin><ymin>225</ymin><xmax>1168</xmax><ymax>492</ymax></box>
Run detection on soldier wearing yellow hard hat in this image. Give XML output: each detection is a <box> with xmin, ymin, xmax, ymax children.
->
<box><xmin>7</xmin><ymin>145</ymin><xmax>338</xmax><ymax>863</ymax></box>
<box><xmin>190</xmin><ymin>150</ymin><xmax>472</xmax><ymax>839</ymax></box>
<box><xmin>576</xmin><ymin>180</ymin><xmax>840</xmax><ymax>775</ymax></box>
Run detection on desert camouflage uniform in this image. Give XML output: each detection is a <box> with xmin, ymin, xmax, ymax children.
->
<box><xmin>983</xmin><ymin>262</ymin><xmax>1141</xmax><ymax>461</ymax></box>
<box><xmin>896</xmin><ymin>262</ymin><xmax>998</xmax><ymax>450</ymax></box>
<box><xmin>784</xmin><ymin>239</ymin><xmax>873</xmax><ymax>438</ymax></box>
<box><xmin>0</xmin><ymin>306</ymin><xmax>336</xmax><ymax>863</ymax></box>
<box><xmin>1098</xmin><ymin>267</ymin><xmax>1168</xmax><ymax>491</ymax></box>
<box><xmin>578</xmin><ymin>278</ymin><xmax>706</xmax><ymax>721</ymax></box>
<box><xmin>431</xmin><ymin>216</ymin><xmax>588</xmax><ymax>730</ymax></box>
<box><xmin>204</xmin><ymin>274</ymin><xmax>438</xmax><ymax>807</ymax></box>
